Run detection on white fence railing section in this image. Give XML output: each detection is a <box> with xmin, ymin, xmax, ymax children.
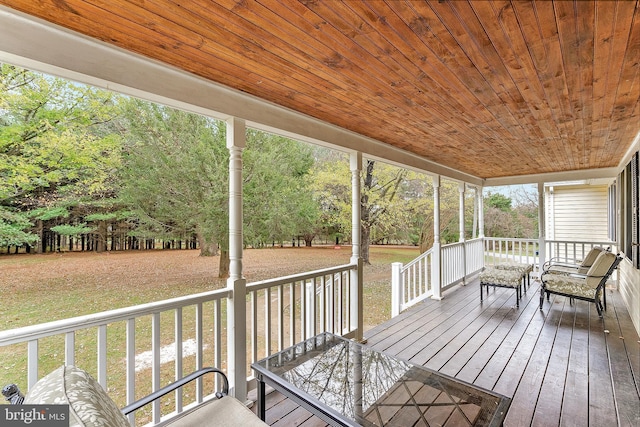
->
<box><xmin>391</xmin><ymin>238</ymin><xmax>484</xmax><ymax>316</ymax></box>
<box><xmin>483</xmin><ymin>237</ymin><xmax>539</xmax><ymax>267</ymax></box>
<box><xmin>545</xmin><ymin>239</ymin><xmax>617</xmax><ymax>264</ymax></box>
<box><xmin>0</xmin><ymin>263</ymin><xmax>357</xmax><ymax>426</ymax></box>
<box><xmin>391</xmin><ymin>237</ymin><xmax>617</xmax><ymax>317</ymax></box>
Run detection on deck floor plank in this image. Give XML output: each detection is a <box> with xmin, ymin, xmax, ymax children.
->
<box><xmin>608</xmin><ymin>290</ymin><xmax>640</xmax><ymax>396</ymax></box>
<box><xmin>501</xmin><ymin>295</ymin><xmax>567</xmax><ymax>426</ymax></box>
<box><xmin>559</xmin><ymin>300</ymin><xmax>590</xmax><ymax>427</ymax></box>
<box><xmin>602</xmin><ymin>291</ymin><xmax>640</xmax><ymax>426</ymax></box>
<box><xmin>255</xmin><ymin>278</ymin><xmax>640</xmax><ymax>427</ymax></box>
<box><xmin>588</xmin><ymin>299</ymin><xmax>619</xmax><ymax>427</ymax></box>
<box><xmin>530</xmin><ymin>297</ymin><xmax>576</xmax><ymax>427</ymax></box>
<box><xmin>456</xmin><ymin>283</ymin><xmax>545</xmax><ymax>385</ymax></box>
<box><xmin>407</xmin><ymin>288</ymin><xmax>514</xmax><ymax>366</ymax></box>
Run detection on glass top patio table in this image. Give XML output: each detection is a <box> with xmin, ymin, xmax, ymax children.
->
<box><xmin>252</xmin><ymin>332</ymin><xmax>511</xmax><ymax>427</ymax></box>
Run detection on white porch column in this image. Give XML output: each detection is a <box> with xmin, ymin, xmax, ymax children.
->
<box><xmin>350</xmin><ymin>152</ymin><xmax>364</xmax><ymax>341</ymax></box>
<box><xmin>478</xmin><ymin>186</ymin><xmax>485</xmax><ymax>239</ymax></box>
<box><xmin>537</xmin><ymin>182</ymin><xmax>546</xmax><ymax>275</ymax></box>
<box><xmin>432</xmin><ymin>175</ymin><xmax>442</xmax><ymax>300</ymax></box>
<box><xmin>226</xmin><ymin>117</ymin><xmax>247</xmax><ymax>401</ymax></box>
<box><xmin>459</xmin><ymin>182</ymin><xmax>467</xmax><ymax>284</ymax></box>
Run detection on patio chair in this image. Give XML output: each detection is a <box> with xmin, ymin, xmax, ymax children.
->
<box><xmin>540</xmin><ymin>251</ymin><xmax>622</xmax><ymax>317</ymax></box>
<box><xmin>542</xmin><ymin>246</ymin><xmax>608</xmax><ymax>276</ymax></box>
<box><xmin>4</xmin><ymin>365</ymin><xmax>268</xmax><ymax>427</ymax></box>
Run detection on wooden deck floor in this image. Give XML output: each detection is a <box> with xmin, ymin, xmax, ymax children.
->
<box><xmin>252</xmin><ymin>277</ymin><xmax>640</xmax><ymax>426</ymax></box>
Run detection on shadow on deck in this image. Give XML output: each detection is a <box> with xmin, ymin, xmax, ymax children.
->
<box><xmin>252</xmin><ymin>276</ymin><xmax>640</xmax><ymax>426</ymax></box>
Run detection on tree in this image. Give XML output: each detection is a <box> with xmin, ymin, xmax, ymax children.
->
<box><xmin>119</xmin><ymin>99</ymin><xmax>317</xmax><ymax>276</ymax></box>
<box><xmin>242</xmin><ymin>129</ymin><xmax>316</xmax><ymax>247</ymax></box>
<box><xmin>119</xmin><ymin>99</ymin><xmax>229</xmax><ymax>263</ymax></box>
<box><xmin>0</xmin><ymin>63</ymin><xmax>123</xmax><ymax>250</ymax></box>
<box><xmin>311</xmin><ymin>153</ymin><xmax>421</xmax><ymax>263</ymax></box>
<box><xmin>483</xmin><ymin>189</ymin><xmax>538</xmax><ymax>238</ymax></box>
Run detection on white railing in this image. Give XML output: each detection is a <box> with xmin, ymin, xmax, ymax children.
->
<box><xmin>246</xmin><ymin>263</ymin><xmax>357</xmax><ymax>365</ymax></box>
<box><xmin>484</xmin><ymin>237</ymin><xmax>539</xmax><ymax>269</ymax></box>
<box><xmin>0</xmin><ymin>288</ymin><xmax>231</xmax><ymax>426</ymax></box>
<box><xmin>391</xmin><ymin>248</ymin><xmax>433</xmax><ymax>316</ymax></box>
<box><xmin>391</xmin><ymin>238</ymin><xmax>484</xmax><ymax>316</ymax></box>
<box><xmin>545</xmin><ymin>239</ymin><xmax>617</xmax><ymax>264</ymax></box>
<box><xmin>391</xmin><ymin>237</ymin><xmax>617</xmax><ymax>317</ymax></box>
<box><xmin>0</xmin><ymin>263</ymin><xmax>358</xmax><ymax>426</ymax></box>
<box><xmin>441</xmin><ymin>242</ymin><xmax>465</xmax><ymax>289</ymax></box>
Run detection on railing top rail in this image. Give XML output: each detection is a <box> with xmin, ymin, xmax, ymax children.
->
<box><xmin>441</xmin><ymin>241</ymin><xmax>464</xmax><ymax>249</ymax></box>
<box><xmin>545</xmin><ymin>239</ymin><xmax>617</xmax><ymax>245</ymax></box>
<box><xmin>246</xmin><ymin>263</ymin><xmax>356</xmax><ymax>292</ymax></box>
<box><xmin>483</xmin><ymin>237</ymin><xmax>539</xmax><ymax>243</ymax></box>
<box><xmin>0</xmin><ymin>288</ymin><xmax>231</xmax><ymax>346</ymax></box>
<box><xmin>402</xmin><ymin>248</ymin><xmax>432</xmax><ymax>271</ymax></box>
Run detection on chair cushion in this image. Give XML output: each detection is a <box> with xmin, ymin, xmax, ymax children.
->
<box><xmin>585</xmin><ymin>251</ymin><xmax>616</xmax><ymax>287</ymax></box>
<box><xmin>494</xmin><ymin>262</ymin><xmax>533</xmax><ymax>275</ymax></box>
<box><xmin>542</xmin><ymin>274</ymin><xmax>596</xmax><ymax>299</ymax></box>
<box><xmin>480</xmin><ymin>268</ymin><xmax>522</xmax><ymax>287</ymax></box>
<box><xmin>24</xmin><ymin>365</ymin><xmax>130</xmax><ymax>427</ymax></box>
<box><xmin>165</xmin><ymin>396</ymin><xmax>269</xmax><ymax>427</ymax></box>
<box><xmin>580</xmin><ymin>246</ymin><xmax>605</xmax><ymax>268</ymax></box>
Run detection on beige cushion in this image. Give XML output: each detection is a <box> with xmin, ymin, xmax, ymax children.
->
<box><xmin>576</xmin><ymin>246</ymin><xmax>605</xmax><ymax>274</ymax></box>
<box><xmin>24</xmin><ymin>365</ymin><xmax>130</xmax><ymax>427</ymax></box>
<box><xmin>543</xmin><ymin>274</ymin><xmax>596</xmax><ymax>299</ymax></box>
<box><xmin>585</xmin><ymin>251</ymin><xmax>616</xmax><ymax>288</ymax></box>
<box><xmin>480</xmin><ymin>267</ymin><xmax>522</xmax><ymax>287</ymax></box>
<box><xmin>165</xmin><ymin>396</ymin><xmax>269</xmax><ymax>427</ymax></box>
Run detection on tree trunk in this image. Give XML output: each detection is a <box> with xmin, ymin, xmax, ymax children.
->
<box><xmin>96</xmin><ymin>221</ymin><xmax>107</xmax><ymax>252</ymax></box>
<box><xmin>360</xmin><ymin>160</ymin><xmax>375</xmax><ymax>264</ymax></box>
<box><xmin>419</xmin><ymin>216</ymin><xmax>434</xmax><ymax>254</ymax></box>
<box><xmin>303</xmin><ymin>234</ymin><xmax>314</xmax><ymax>247</ymax></box>
<box><xmin>361</xmin><ymin>224</ymin><xmax>371</xmax><ymax>264</ymax></box>
<box><xmin>36</xmin><ymin>220</ymin><xmax>44</xmax><ymax>254</ymax></box>
<box><xmin>197</xmin><ymin>233</ymin><xmax>219</xmax><ymax>257</ymax></box>
<box><xmin>218</xmin><ymin>250</ymin><xmax>230</xmax><ymax>278</ymax></box>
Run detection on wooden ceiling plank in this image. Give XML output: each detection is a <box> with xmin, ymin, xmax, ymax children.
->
<box><xmin>232</xmin><ymin>0</ymin><xmax>455</xmax><ymax>148</ymax></box>
<box><xmin>280</xmin><ymin>0</ymin><xmax>494</xmax><ymax>166</ymax></box>
<box><xmin>575</xmin><ymin>0</ymin><xmax>596</xmax><ymax>169</ymax></box>
<box><xmin>514</xmin><ymin>1</ymin><xmax>577</xmax><ymax>172</ymax></box>
<box><xmin>554</xmin><ymin>0</ymin><xmax>593</xmax><ymax>171</ymax></box>
<box><xmin>94</xmin><ymin>0</ymin><xmax>360</xmax><ymax>108</ymax></box>
<box><xmin>325</xmin><ymin>0</ymin><xmax>515</xmax><ymax>170</ymax></box>
<box><xmin>601</xmin><ymin>2</ymin><xmax>640</xmax><ymax>165</ymax></box>
<box><xmin>428</xmin><ymin>0</ymin><xmax>547</xmax><ymax>175</ymax></box>
<box><xmin>10</xmin><ymin>0</ymin><xmax>359</xmax><ymax>127</ymax></box>
<box><xmin>395</xmin><ymin>1</ymin><xmax>526</xmax><ymax>175</ymax></box>
<box><xmin>509</xmin><ymin>1</ymin><xmax>571</xmax><ymax>168</ymax></box>
<box><xmin>353</xmin><ymin>0</ymin><xmax>520</xmax><ymax>166</ymax></box>
<box><xmin>469</xmin><ymin>0</ymin><xmax>559</xmax><ymax>170</ymax></box>
<box><xmin>592</xmin><ymin>1</ymin><xmax>620</xmax><ymax>168</ymax></box>
<box><xmin>0</xmin><ymin>0</ymin><xmax>636</xmax><ymax>180</ymax></box>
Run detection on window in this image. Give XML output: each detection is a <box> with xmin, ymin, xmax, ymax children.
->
<box><xmin>608</xmin><ymin>181</ymin><xmax>616</xmax><ymax>241</ymax></box>
<box><xmin>622</xmin><ymin>152</ymin><xmax>639</xmax><ymax>269</ymax></box>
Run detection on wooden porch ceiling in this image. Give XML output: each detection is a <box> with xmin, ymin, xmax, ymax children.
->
<box><xmin>0</xmin><ymin>1</ymin><xmax>639</xmax><ymax>181</ymax></box>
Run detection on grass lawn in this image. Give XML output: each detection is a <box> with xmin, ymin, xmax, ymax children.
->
<box><xmin>0</xmin><ymin>245</ymin><xmax>418</xmax><ymax>422</ymax></box>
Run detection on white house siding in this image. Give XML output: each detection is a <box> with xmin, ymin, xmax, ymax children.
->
<box><xmin>546</xmin><ymin>184</ymin><xmax>609</xmax><ymax>241</ymax></box>
<box><xmin>619</xmin><ymin>260</ymin><xmax>640</xmax><ymax>336</ymax></box>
